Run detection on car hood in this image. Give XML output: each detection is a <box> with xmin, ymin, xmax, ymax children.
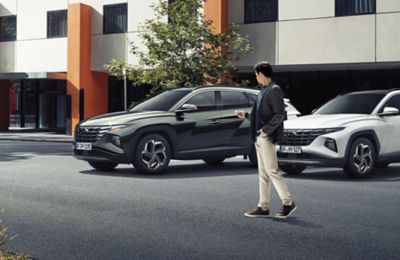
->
<box><xmin>80</xmin><ymin>110</ymin><xmax>173</xmax><ymax>126</ymax></box>
<box><xmin>284</xmin><ymin>114</ymin><xmax>373</xmax><ymax>129</ymax></box>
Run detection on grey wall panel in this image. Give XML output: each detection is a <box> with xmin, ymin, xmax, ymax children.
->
<box><xmin>228</xmin><ymin>0</ymin><xmax>244</xmax><ymax>24</ymax></box>
<box><xmin>377</xmin><ymin>13</ymin><xmax>400</xmax><ymax>62</ymax></box>
<box><xmin>279</xmin><ymin>0</ymin><xmax>334</xmax><ymax>20</ymax></box>
<box><xmin>377</xmin><ymin>0</ymin><xmax>400</xmax><ymax>13</ymax></box>
<box><xmin>0</xmin><ymin>42</ymin><xmax>15</xmax><ymax>72</ymax></box>
<box><xmin>278</xmin><ymin>15</ymin><xmax>375</xmax><ymax>65</ymax></box>
<box><xmin>237</xmin><ymin>23</ymin><xmax>277</xmax><ymax>67</ymax></box>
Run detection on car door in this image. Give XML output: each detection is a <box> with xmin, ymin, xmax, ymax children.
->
<box><xmin>175</xmin><ymin>90</ymin><xmax>223</xmax><ymax>154</ymax></box>
<box><xmin>219</xmin><ymin>90</ymin><xmax>255</xmax><ymax>150</ymax></box>
<box><xmin>378</xmin><ymin>94</ymin><xmax>400</xmax><ymax>159</ymax></box>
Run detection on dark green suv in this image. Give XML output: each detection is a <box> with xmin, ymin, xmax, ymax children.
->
<box><xmin>73</xmin><ymin>86</ymin><xmax>260</xmax><ymax>174</ymax></box>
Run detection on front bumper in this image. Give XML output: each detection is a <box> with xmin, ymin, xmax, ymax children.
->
<box><xmin>73</xmin><ymin>148</ymin><xmax>132</xmax><ymax>164</ymax></box>
<box><xmin>277</xmin><ymin>152</ymin><xmax>344</xmax><ymax>167</ymax></box>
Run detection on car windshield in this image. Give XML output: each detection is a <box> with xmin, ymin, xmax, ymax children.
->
<box><xmin>314</xmin><ymin>93</ymin><xmax>385</xmax><ymax>115</ymax></box>
<box><xmin>130</xmin><ymin>89</ymin><xmax>192</xmax><ymax>112</ymax></box>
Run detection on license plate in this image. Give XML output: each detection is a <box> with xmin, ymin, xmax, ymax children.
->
<box><xmin>76</xmin><ymin>142</ymin><xmax>92</xmax><ymax>151</ymax></box>
<box><xmin>279</xmin><ymin>145</ymin><xmax>302</xmax><ymax>154</ymax></box>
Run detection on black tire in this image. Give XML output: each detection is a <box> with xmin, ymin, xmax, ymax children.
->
<box><xmin>88</xmin><ymin>161</ymin><xmax>118</xmax><ymax>171</ymax></box>
<box><xmin>343</xmin><ymin>137</ymin><xmax>376</xmax><ymax>178</ymax></box>
<box><xmin>133</xmin><ymin>134</ymin><xmax>171</xmax><ymax>175</ymax></box>
<box><xmin>203</xmin><ymin>157</ymin><xmax>225</xmax><ymax>165</ymax></box>
<box><xmin>375</xmin><ymin>162</ymin><xmax>389</xmax><ymax>168</ymax></box>
<box><xmin>248</xmin><ymin>144</ymin><xmax>258</xmax><ymax>166</ymax></box>
<box><xmin>279</xmin><ymin>164</ymin><xmax>305</xmax><ymax>175</ymax></box>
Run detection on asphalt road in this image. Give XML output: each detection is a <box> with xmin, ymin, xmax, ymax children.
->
<box><xmin>1</xmin><ymin>140</ymin><xmax>400</xmax><ymax>260</ymax></box>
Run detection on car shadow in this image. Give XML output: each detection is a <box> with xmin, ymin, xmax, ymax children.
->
<box><xmin>79</xmin><ymin>161</ymin><xmax>258</xmax><ymax>179</ymax></box>
<box><xmin>284</xmin><ymin>164</ymin><xmax>400</xmax><ymax>182</ymax></box>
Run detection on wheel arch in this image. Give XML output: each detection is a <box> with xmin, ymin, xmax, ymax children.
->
<box><xmin>343</xmin><ymin>130</ymin><xmax>380</xmax><ymax>165</ymax></box>
<box><xmin>125</xmin><ymin>125</ymin><xmax>178</xmax><ymax>156</ymax></box>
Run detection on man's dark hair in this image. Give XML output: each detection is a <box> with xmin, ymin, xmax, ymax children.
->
<box><xmin>254</xmin><ymin>61</ymin><xmax>273</xmax><ymax>78</ymax></box>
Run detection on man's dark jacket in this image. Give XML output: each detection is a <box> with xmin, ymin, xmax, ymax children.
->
<box><xmin>248</xmin><ymin>82</ymin><xmax>286</xmax><ymax>144</ymax></box>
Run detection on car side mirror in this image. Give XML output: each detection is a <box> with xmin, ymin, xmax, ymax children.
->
<box><xmin>176</xmin><ymin>104</ymin><xmax>198</xmax><ymax>113</ymax></box>
<box><xmin>378</xmin><ymin>106</ymin><xmax>400</xmax><ymax>116</ymax></box>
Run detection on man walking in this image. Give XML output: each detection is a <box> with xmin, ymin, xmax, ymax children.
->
<box><xmin>236</xmin><ymin>61</ymin><xmax>296</xmax><ymax>219</ymax></box>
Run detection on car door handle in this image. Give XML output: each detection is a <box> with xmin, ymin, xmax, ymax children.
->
<box><xmin>210</xmin><ymin>120</ymin><xmax>221</xmax><ymax>126</ymax></box>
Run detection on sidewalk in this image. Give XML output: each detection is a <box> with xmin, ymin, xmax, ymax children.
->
<box><xmin>0</xmin><ymin>130</ymin><xmax>73</xmax><ymax>143</ymax></box>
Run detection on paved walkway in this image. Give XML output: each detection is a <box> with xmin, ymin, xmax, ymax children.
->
<box><xmin>0</xmin><ymin>131</ymin><xmax>73</xmax><ymax>143</ymax></box>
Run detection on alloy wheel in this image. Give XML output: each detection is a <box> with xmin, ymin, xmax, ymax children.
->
<box><xmin>141</xmin><ymin>139</ymin><xmax>167</xmax><ymax>170</ymax></box>
<box><xmin>352</xmin><ymin>142</ymin><xmax>373</xmax><ymax>174</ymax></box>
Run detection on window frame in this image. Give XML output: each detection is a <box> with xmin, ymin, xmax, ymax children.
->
<box><xmin>244</xmin><ymin>0</ymin><xmax>278</xmax><ymax>24</ymax></box>
<box><xmin>335</xmin><ymin>0</ymin><xmax>376</xmax><ymax>17</ymax></box>
<box><xmin>0</xmin><ymin>15</ymin><xmax>17</xmax><ymax>42</ymax></box>
<box><xmin>103</xmin><ymin>3</ymin><xmax>128</xmax><ymax>35</ymax></box>
<box><xmin>47</xmin><ymin>9</ymin><xmax>68</xmax><ymax>38</ymax></box>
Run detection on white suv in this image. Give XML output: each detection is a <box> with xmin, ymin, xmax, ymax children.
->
<box><xmin>278</xmin><ymin>89</ymin><xmax>400</xmax><ymax>178</ymax></box>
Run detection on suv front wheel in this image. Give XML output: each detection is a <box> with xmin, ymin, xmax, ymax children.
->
<box><xmin>344</xmin><ymin>137</ymin><xmax>376</xmax><ymax>178</ymax></box>
<box><xmin>133</xmin><ymin>134</ymin><xmax>171</xmax><ymax>175</ymax></box>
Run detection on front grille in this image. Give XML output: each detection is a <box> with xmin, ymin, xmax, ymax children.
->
<box><xmin>280</xmin><ymin>129</ymin><xmax>326</xmax><ymax>146</ymax></box>
<box><xmin>75</xmin><ymin>126</ymin><xmax>111</xmax><ymax>142</ymax></box>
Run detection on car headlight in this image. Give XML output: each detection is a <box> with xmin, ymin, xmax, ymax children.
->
<box><xmin>322</xmin><ymin>127</ymin><xmax>345</xmax><ymax>134</ymax></box>
<box><xmin>110</xmin><ymin>124</ymin><xmax>128</xmax><ymax>132</ymax></box>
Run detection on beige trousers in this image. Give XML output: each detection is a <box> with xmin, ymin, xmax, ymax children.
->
<box><xmin>255</xmin><ymin>132</ymin><xmax>292</xmax><ymax>210</ymax></box>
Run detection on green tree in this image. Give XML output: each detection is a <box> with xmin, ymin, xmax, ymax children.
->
<box><xmin>106</xmin><ymin>0</ymin><xmax>251</xmax><ymax>93</ymax></box>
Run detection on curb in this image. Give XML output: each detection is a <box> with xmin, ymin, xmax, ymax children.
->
<box><xmin>0</xmin><ymin>137</ymin><xmax>73</xmax><ymax>144</ymax></box>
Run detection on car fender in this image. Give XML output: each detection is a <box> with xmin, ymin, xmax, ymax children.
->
<box><xmin>343</xmin><ymin>130</ymin><xmax>381</xmax><ymax>165</ymax></box>
<box><xmin>124</xmin><ymin>124</ymin><xmax>178</xmax><ymax>156</ymax></box>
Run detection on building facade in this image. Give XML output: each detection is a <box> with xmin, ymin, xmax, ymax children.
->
<box><xmin>1</xmin><ymin>0</ymin><xmax>399</xmax><ymax>133</ymax></box>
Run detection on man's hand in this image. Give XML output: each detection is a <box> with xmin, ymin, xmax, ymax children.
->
<box><xmin>235</xmin><ymin>110</ymin><xmax>247</xmax><ymax>119</ymax></box>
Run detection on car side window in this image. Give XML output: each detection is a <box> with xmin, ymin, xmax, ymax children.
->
<box><xmin>379</xmin><ymin>95</ymin><xmax>400</xmax><ymax>113</ymax></box>
<box><xmin>184</xmin><ymin>91</ymin><xmax>216</xmax><ymax>111</ymax></box>
<box><xmin>245</xmin><ymin>93</ymin><xmax>257</xmax><ymax>106</ymax></box>
<box><xmin>221</xmin><ymin>91</ymin><xmax>251</xmax><ymax>109</ymax></box>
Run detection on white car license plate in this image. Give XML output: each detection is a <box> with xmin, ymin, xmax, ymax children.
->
<box><xmin>76</xmin><ymin>142</ymin><xmax>92</xmax><ymax>151</ymax></box>
<box><xmin>279</xmin><ymin>145</ymin><xmax>302</xmax><ymax>154</ymax></box>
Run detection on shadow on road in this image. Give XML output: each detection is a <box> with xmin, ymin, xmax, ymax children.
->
<box><xmin>80</xmin><ymin>161</ymin><xmax>400</xmax><ymax>182</ymax></box>
<box><xmin>80</xmin><ymin>161</ymin><xmax>258</xmax><ymax>179</ymax></box>
<box><xmin>273</xmin><ymin>217</ymin><xmax>324</xmax><ymax>229</ymax></box>
<box><xmin>285</xmin><ymin>165</ymin><xmax>400</xmax><ymax>182</ymax></box>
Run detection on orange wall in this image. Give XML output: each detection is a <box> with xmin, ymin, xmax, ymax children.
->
<box><xmin>67</xmin><ymin>3</ymin><xmax>108</xmax><ymax>135</ymax></box>
<box><xmin>0</xmin><ymin>81</ymin><xmax>11</xmax><ymax>131</ymax></box>
<box><xmin>9</xmin><ymin>86</ymin><xmax>17</xmax><ymax>115</ymax></box>
<box><xmin>204</xmin><ymin>0</ymin><xmax>228</xmax><ymax>33</ymax></box>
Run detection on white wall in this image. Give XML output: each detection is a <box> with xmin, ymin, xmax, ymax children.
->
<box><xmin>17</xmin><ymin>0</ymin><xmax>68</xmax><ymax>40</ymax></box>
<box><xmin>377</xmin><ymin>0</ymin><xmax>400</xmax><ymax>13</ymax></box>
<box><xmin>278</xmin><ymin>15</ymin><xmax>376</xmax><ymax>65</ymax></box>
<box><xmin>0</xmin><ymin>0</ymin><xmax>16</xmax><ymax>15</ymax></box>
<box><xmin>16</xmin><ymin>38</ymin><xmax>67</xmax><ymax>72</ymax></box>
<box><xmin>279</xmin><ymin>0</ymin><xmax>334</xmax><ymax>20</ymax></box>
<box><xmin>377</xmin><ymin>12</ymin><xmax>400</xmax><ymax>62</ymax></box>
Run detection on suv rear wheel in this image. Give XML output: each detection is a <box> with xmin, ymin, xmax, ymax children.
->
<box><xmin>88</xmin><ymin>161</ymin><xmax>118</xmax><ymax>171</ymax></box>
<box><xmin>344</xmin><ymin>137</ymin><xmax>376</xmax><ymax>178</ymax></box>
<box><xmin>133</xmin><ymin>134</ymin><xmax>171</xmax><ymax>175</ymax></box>
<box><xmin>279</xmin><ymin>164</ymin><xmax>306</xmax><ymax>175</ymax></box>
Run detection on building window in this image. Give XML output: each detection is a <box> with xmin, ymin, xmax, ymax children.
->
<box><xmin>245</xmin><ymin>0</ymin><xmax>278</xmax><ymax>23</ymax></box>
<box><xmin>47</xmin><ymin>10</ymin><xmax>67</xmax><ymax>38</ymax></box>
<box><xmin>104</xmin><ymin>3</ymin><xmax>127</xmax><ymax>34</ymax></box>
<box><xmin>0</xmin><ymin>15</ymin><xmax>16</xmax><ymax>42</ymax></box>
<box><xmin>335</xmin><ymin>0</ymin><xmax>376</xmax><ymax>17</ymax></box>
